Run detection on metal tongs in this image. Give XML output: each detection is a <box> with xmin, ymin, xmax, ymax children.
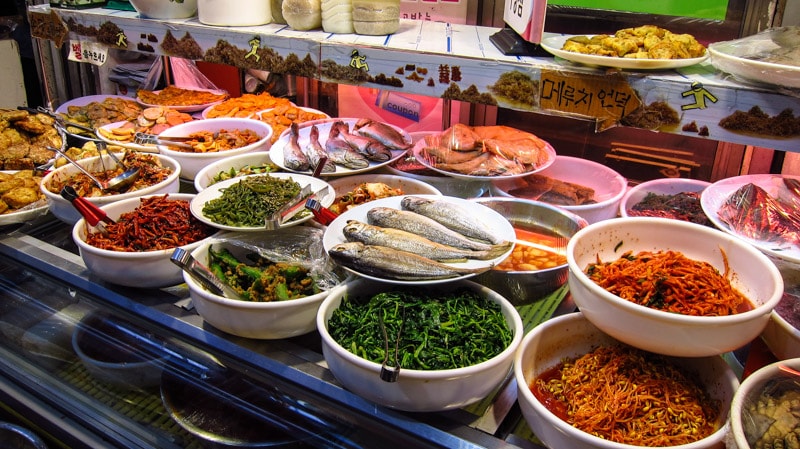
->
<box><xmin>133</xmin><ymin>132</ymin><xmax>195</xmax><ymax>151</ymax></box>
<box><xmin>264</xmin><ymin>185</ymin><xmax>330</xmax><ymax>230</ymax></box>
<box><xmin>18</xmin><ymin>106</ymin><xmax>96</xmax><ymax>135</ymax></box>
<box><xmin>378</xmin><ymin>310</ymin><xmax>404</xmax><ymax>383</ymax></box>
<box><xmin>305</xmin><ymin>197</ymin><xmax>338</xmax><ymax>226</ymax></box>
<box><xmin>170</xmin><ymin>247</ymin><xmax>241</xmax><ymax>299</ymax></box>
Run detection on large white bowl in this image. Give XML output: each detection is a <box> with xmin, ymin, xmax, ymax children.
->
<box><xmin>193</xmin><ymin>152</ymin><xmax>276</xmax><ymax>192</ymax></box>
<box><xmin>157</xmin><ymin>118</ymin><xmax>273</xmax><ymax>181</ymax></box>
<box><xmin>326</xmin><ymin>173</ymin><xmax>442</xmax><ymax>211</ymax></box>
<box><xmin>184</xmin><ymin>233</ymin><xmax>338</xmax><ymax>339</ymax></box>
<box><xmin>567</xmin><ymin>217</ymin><xmax>784</xmax><ymax>357</ymax></box>
<box><xmin>729</xmin><ymin>358</ymin><xmax>800</xmax><ymax>449</ymax></box>
<box><xmin>317</xmin><ymin>277</ymin><xmax>523</xmax><ymax>412</ymax></box>
<box><xmin>760</xmin><ymin>258</ymin><xmax>800</xmax><ymax>360</ymax></box>
<box><xmin>129</xmin><ymin>0</ymin><xmax>198</xmax><ymax>19</ymax></box>
<box><xmin>515</xmin><ymin>312</ymin><xmax>739</xmax><ymax>449</ymax></box>
<box><xmin>492</xmin><ymin>156</ymin><xmax>627</xmax><ymax>224</ymax></box>
<box><xmin>41</xmin><ymin>153</ymin><xmax>181</xmax><ymax>225</ymax></box>
<box><xmin>619</xmin><ymin>177</ymin><xmax>711</xmax><ymax>221</ymax></box>
<box><xmin>72</xmin><ymin>193</ymin><xmax>216</xmax><ymax>288</ymax></box>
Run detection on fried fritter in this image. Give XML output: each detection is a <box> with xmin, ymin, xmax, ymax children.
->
<box><xmin>2</xmin><ymin>186</ymin><xmax>41</xmax><ymax>209</ymax></box>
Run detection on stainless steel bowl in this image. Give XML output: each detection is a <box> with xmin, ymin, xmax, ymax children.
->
<box><xmin>0</xmin><ymin>422</ymin><xmax>48</xmax><ymax>449</ymax></box>
<box><xmin>471</xmin><ymin>197</ymin><xmax>587</xmax><ymax>305</ymax></box>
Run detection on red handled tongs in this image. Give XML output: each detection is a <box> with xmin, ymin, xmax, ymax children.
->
<box><xmin>60</xmin><ymin>186</ymin><xmax>114</xmax><ymax>234</ymax></box>
<box><xmin>305</xmin><ymin>198</ymin><xmax>338</xmax><ymax>226</ymax></box>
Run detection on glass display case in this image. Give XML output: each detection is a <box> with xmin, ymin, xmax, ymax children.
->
<box><xmin>0</xmin><ymin>214</ymin><xmax>571</xmax><ymax>448</ymax></box>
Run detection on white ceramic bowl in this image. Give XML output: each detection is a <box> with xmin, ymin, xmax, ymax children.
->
<box><xmin>620</xmin><ymin>177</ymin><xmax>711</xmax><ymax>220</ymax></box>
<box><xmin>41</xmin><ymin>153</ymin><xmax>181</xmax><ymax>225</ymax></box>
<box><xmin>567</xmin><ymin>217</ymin><xmax>784</xmax><ymax>357</ymax></box>
<box><xmin>492</xmin><ymin>156</ymin><xmax>627</xmax><ymax>223</ymax></box>
<box><xmin>317</xmin><ymin>277</ymin><xmax>523</xmax><ymax>412</ymax></box>
<box><xmin>515</xmin><ymin>312</ymin><xmax>738</xmax><ymax>449</ymax></box>
<box><xmin>326</xmin><ymin>173</ymin><xmax>442</xmax><ymax>212</ymax></box>
<box><xmin>129</xmin><ymin>0</ymin><xmax>198</xmax><ymax>19</ymax></box>
<box><xmin>729</xmin><ymin>358</ymin><xmax>800</xmax><ymax>449</ymax></box>
<box><xmin>760</xmin><ymin>258</ymin><xmax>800</xmax><ymax>360</ymax></box>
<box><xmin>184</xmin><ymin>234</ymin><xmax>337</xmax><ymax>339</ymax></box>
<box><xmin>72</xmin><ymin>193</ymin><xmax>216</xmax><ymax>288</ymax></box>
<box><xmin>157</xmin><ymin>118</ymin><xmax>273</xmax><ymax>181</ymax></box>
<box><xmin>193</xmin><ymin>152</ymin><xmax>276</xmax><ymax>192</ymax></box>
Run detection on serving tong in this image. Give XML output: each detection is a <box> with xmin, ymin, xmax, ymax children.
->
<box><xmin>60</xmin><ymin>185</ymin><xmax>115</xmax><ymax>234</ymax></box>
<box><xmin>264</xmin><ymin>185</ymin><xmax>330</xmax><ymax>230</ymax></box>
<box><xmin>378</xmin><ymin>309</ymin><xmax>404</xmax><ymax>383</ymax></box>
<box><xmin>170</xmin><ymin>247</ymin><xmax>241</xmax><ymax>299</ymax></box>
<box><xmin>133</xmin><ymin>132</ymin><xmax>195</xmax><ymax>151</ymax></box>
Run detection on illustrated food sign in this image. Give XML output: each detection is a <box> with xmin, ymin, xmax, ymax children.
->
<box><xmin>503</xmin><ymin>0</ymin><xmax>548</xmax><ymax>43</ymax></box>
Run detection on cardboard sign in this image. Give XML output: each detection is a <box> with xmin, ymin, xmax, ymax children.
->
<box><xmin>502</xmin><ymin>0</ymin><xmax>548</xmax><ymax>43</ymax></box>
<box><xmin>540</xmin><ymin>69</ymin><xmax>642</xmax><ymax>130</ymax></box>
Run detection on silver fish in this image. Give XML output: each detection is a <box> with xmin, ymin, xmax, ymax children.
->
<box><xmin>284</xmin><ymin>122</ymin><xmax>310</xmax><ymax>171</ymax></box>
<box><xmin>343</xmin><ymin>220</ymin><xmax>508</xmax><ymax>261</ymax></box>
<box><xmin>328</xmin><ymin>241</ymin><xmax>485</xmax><ymax>281</ymax></box>
<box><xmin>305</xmin><ymin>124</ymin><xmax>336</xmax><ymax>173</ymax></box>
<box><xmin>367</xmin><ymin>207</ymin><xmax>511</xmax><ymax>253</ymax></box>
<box><xmin>401</xmin><ymin>196</ymin><xmax>506</xmax><ymax>244</ymax></box>
<box><xmin>353</xmin><ymin>118</ymin><xmax>411</xmax><ymax>151</ymax></box>
<box><xmin>334</xmin><ymin>121</ymin><xmax>393</xmax><ymax>162</ymax></box>
<box><xmin>325</xmin><ymin>123</ymin><xmax>370</xmax><ymax>169</ymax></box>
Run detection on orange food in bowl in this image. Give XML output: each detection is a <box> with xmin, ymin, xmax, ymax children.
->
<box><xmin>495</xmin><ymin>227</ymin><xmax>565</xmax><ymax>271</ymax></box>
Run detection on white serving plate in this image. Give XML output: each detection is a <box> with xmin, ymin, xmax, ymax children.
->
<box><xmin>55</xmin><ymin>94</ymin><xmax>136</xmax><ymax>115</ymax></box>
<box><xmin>540</xmin><ymin>34</ymin><xmax>708</xmax><ymax>70</ymax></box>
<box><xmin>137</xmin><ymin>88</ymin><xmax>228</xmax><ymax>113</ymax></box>
<box><xmin>190</xmin><ymin>173</ymin><xmax>334</xmax><ymax>231</ymax></box>
<box><xmin>701</xmin><ymin>174</ymin><xmax>800</xmax><ymax>264</ymax></box>
<box><xmin>322</xmin><ymin>194</ymin><xmax>515</xmax><ymax>284</ymax></box>
<box><xmin>268</xmin><ymin>118</ymin><xmax>411</xmax><ymax>177</ymax></box>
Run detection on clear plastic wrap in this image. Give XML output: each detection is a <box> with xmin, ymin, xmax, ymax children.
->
<box><xmin>708</xmin><ymin>26</ymin><xmax>800</xmax><ymax>89</ymax></box>
<box><xmin>739</xmin><ymin>367</ymin><xmax>800</xmax><ymax>448</ymax></box>
<box><xmin>203</xmin><ymin>227</ymin><xmax>346</xmax><ymax>296</ymax></box>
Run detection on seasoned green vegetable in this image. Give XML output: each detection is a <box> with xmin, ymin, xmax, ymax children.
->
<box><xmin>202</xmin><ymin>175</ymin><xmax>301</xmax><ymax>227</ymax></box>
<box><xmin>208</xmin><ymin>246</ymin><xmax>318</xmax><ymax>302</ymax></box>
<box><xmin>210</xmin><ymin>163</ymin><xmax>279</xmax><ymax>186</ymax></box>
<box><xmin>328</xmin><ymin>288</ymin><xmax>512</xmax><ymax>370</ymax></box>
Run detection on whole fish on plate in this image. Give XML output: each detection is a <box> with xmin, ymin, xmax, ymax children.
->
<box><xmin>342</xmin><ymin>220</ymin><xmax>507</xmax><ymax>261</ymax></box>
<box><xmin>328</xmin><ymin>241</ymin><xmax>486</xmax><ymax>281</ymax></box>
<box><xmin>333</xmin><ymin>121</ymin><xmax>392</xmax><ymax>162</ymax></box>
<box><xmin>325</xmin><ymin>123</ymin><xmax>370</xmax><ymax>170</ymax></box>
<box><xmin>401</xmin><ymin>196</ymin><xmax>507</xmax><ymax>244</ymax></box>
<box><xmin>284</xmin><ymin>122</ymin><xmax>310</xmax><ymax>171</ymax></box>
<box><xmin>367</xmin><ymin>207</ymin><xmax>512</xmax><ymax>253</ymax></box>
<box><xmin>303</xmin><ymin>123</ymin><xmax>336</xmax><ymax>173</ymax></box>
<box><xmin>353</xmin><ymin>118</ymin><xmax>411</xmax><ymax>151</ymax></box>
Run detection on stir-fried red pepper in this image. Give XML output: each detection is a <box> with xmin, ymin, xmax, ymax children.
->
<box><xmin>85</xmin><ymin>195</ymin><xmax>214</xmax><ymax>252</ymax></box>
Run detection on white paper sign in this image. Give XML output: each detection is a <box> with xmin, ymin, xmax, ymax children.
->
<box><xmin>503</xmin><ymin>0</ymin><xmax>548</xmax><ymax>43</ymax></box>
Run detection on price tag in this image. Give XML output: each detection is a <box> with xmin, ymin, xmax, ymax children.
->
<box><xmin>503</xmin><ymin>0</ymin><xmax>548</xmax><ymax>43</ymax></box>
<box><xmin>67</xmin><ymin>40</ymin><xmax>109</xmax><ymax>66</ymax></box>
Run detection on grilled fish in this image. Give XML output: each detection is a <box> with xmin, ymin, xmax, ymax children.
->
<box><xmin>304</xmin><ymin>124</ymin><xmax>336</xmax><ymax>173</ymax></box>
<box><xmin>343</xmin><ymin>220</ymin><xmax>507</xmax><ymax>261</ymax></box>
<box><xmin>328</xmin><ymin>242</ymin><xmax>485</xmax><ymax>281</ymax></box>
<box><xmin>367</xmin><ymin>207</ymin><xmax>511</xmax><ymax>253</ymax></box>
<box><xmin>325</xmin><ymin>123</ymin><xmax>370</xmax><ymax>169</ymax></box>
<box><xmin>353</xmin><ymin>118</ymin><xmax>411</xmax><ymax>151</ymax></box>
<box><xmin>401</xmin><ymin>196</ymin><xmax>506</xmax><ymax>244</ymax></box>
<box><xmin>284</xmin><ymin>122</ymin><xmax>310</xmax><ymax>171</ymax></box>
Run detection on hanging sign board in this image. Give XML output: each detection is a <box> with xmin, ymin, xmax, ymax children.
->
<box><xmin>502</xmin><ymin>0</ymin><xmax>548</xmax><ymax>43</ymax></box>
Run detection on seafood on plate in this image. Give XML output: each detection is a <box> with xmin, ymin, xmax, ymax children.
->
<box><xmin>327</xmin><ymin>241</ymin><xmax>485</xmax><ymax>281</ymax></box>
<box><xmin>327</xmin><ymin>195</ymin><xmax>513</xmax><ymax>281</ymax></box>
<box><xmin>718</xmin><ymin>182</ymin><xmax>800</xmax><ymax>249</ymax></box>
<box><xmin>416</xmin><ymin>124</ymin><xmax>554</xmax><ymax>177</ymax></box>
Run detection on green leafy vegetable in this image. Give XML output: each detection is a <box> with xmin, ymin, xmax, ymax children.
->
<box><xmin>328</xmin><ymin>288</ymin><xmax>513</xmax><ymax>371</ymax></box>
<box><xmin>201</xmin><ymin>175</ymin><xmax>301</xmax><ymax>227</ymax></box>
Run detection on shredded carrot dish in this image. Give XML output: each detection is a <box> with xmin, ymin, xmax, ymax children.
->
<box><xmin>532</xmin><ymin>345</ymin><xmax>719</xmax><ymax>446</ymax></box>
<box><xmin>86</xmin><ymin>195</ymin><xmax>214</xmax><ymax>252</ymax></box>
<box><xmin>586</xmin><ymin>249</ymin><xmax>749</xmax><ymax>316</ymax></box>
